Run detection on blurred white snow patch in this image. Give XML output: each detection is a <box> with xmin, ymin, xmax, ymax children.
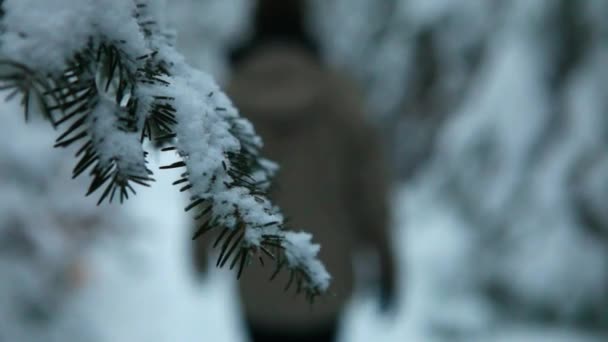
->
<box><xmin>487</xmin><ymin>324</ymin><xmax>607</xmax><ymax>342</ymax></box>
<box><xmin>402</xmin><ymin>0</ymin><xmax>459</xmax><ymax>27</ymax></box>
<box><xmin>400</xmin><ymin>181</ymin><xmax>494</xmax><ymax>339</ymax></box>
<box><xmin>338</xmin><ymin>182</ymin><xmax>608</xmax><ymax>342</ymax></box>
<box><xmin>437</xmin><ymin>30</ymin><xmax>550</xmax><ymax>219</ymax></box>
<box><xmin>340</xmin><ymin>183</ymin><xmax>493</xmax><ymax>342</ymax></box>
<box><xmin>0</xmin><ymin>129</ymin><xmax>243</xmax><ymax>342</ymax></box>
<box><xmin>60</xmin><ymin>153</ymin><xmax>245</xmax><ymax>342</ymax></box>
<box><xmin>0</xmin><ymin>98</ymin><xmax>135</xmax><ymax>341</ymax></box>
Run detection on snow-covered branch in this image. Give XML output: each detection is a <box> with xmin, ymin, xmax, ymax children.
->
<box><xmin>0</xmin><ymin>0</ymin><xmax>329</xmax><ymax>299</ymax></box>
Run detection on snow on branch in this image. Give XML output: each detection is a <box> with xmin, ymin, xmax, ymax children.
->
<box><xmin>0</xmin><ymin>0</ymin><xmax>330</xmax><ymax>299</ymax></box>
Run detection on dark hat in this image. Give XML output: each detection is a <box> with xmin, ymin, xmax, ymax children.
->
<box><xmin>230</xmin><ymin>0</ymin><xmax>319</xmax><ymax>66</ymax></box>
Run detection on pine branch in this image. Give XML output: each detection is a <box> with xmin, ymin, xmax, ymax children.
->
<box><xmin>0</xmin><ymin>0</ymin><xmax>330</xmax><ymax>300</ymax></box>
<box><xmin>0</xmin><ymin>60</ymin><xmax>58</xmax><ymax>123</ymax></box>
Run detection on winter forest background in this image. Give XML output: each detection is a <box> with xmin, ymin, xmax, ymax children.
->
<box><xmin>1</xmin><ymin>0</ymin><xmax>608</xmax><ymax>341</ymax></box>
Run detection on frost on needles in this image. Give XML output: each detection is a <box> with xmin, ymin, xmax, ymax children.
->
<box><xmin>0</xmin><ymin>0</ymin><xmax>330</xmax><ymax>300</ymax></box>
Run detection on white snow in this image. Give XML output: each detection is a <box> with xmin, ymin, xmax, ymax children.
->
<box><xmin>88</xmin><ymin>98</ymin><xmax>148</xmax><ymax>178</ymax></box>
<box><xmin>283</xmin><ymin>231</ymin><xmax>331</xmax><ymax>292</ymax></box>
<box><xmin>0</xmin><ymin>0</ymin><xmax>147</xmax><ymax>73</ymax></box>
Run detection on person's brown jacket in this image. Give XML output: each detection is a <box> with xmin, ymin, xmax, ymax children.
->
<box><xmin>193</xmin><ymin>43</ymin><xmax>394</xmax><ymax>332</ymax></box>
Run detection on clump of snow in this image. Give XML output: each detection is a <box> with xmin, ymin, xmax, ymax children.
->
<box><xmin>88</xmin><ymin>98</ymin><xmax>148</xmax><ymax>179</ymax></box>
<box><xmin>0</xmin><ymin>0</ymin><xmax>147</xmax><ymax>73</ymax></box>
<box><xmin>283</xmin><ymin>232</ymin><xmax>331</xmax><ymax>292</ymax></box>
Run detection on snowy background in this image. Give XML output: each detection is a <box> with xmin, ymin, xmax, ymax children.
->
<box><xmin>1</xmin><ymin>0</ymin><xmax>608</xmax><ymax>341</ymax></box>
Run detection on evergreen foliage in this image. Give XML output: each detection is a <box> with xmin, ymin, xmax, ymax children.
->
<box><xmin>0</xmin><ymin>0</ymin><xmax>329</xmax><ymax>301</ymax></box>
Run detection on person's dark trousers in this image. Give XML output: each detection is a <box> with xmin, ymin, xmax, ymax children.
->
<box><xmin>246</xmin><ymin>320</ymin><xmax>338</xmax><ymax>342</ymax></box>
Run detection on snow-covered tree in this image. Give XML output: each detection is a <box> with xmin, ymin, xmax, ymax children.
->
<box><xmin>0</xmin><ymin>0</ymin><xmax>329</xmax><ymax>300</ymax></box>
<box><xmin>310</xmin><ymin>0</ymin><xmax>608</xmax><ymax>338</ymax></box>
<box><xmin>361</xmin><ymin>0</ymin><xmax>608</xmax><ymax>336</ymax></box>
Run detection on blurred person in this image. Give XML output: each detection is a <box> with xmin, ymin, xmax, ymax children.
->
<box><xmin>192</xmin><ymin>0</ymin><xmax>398</xmax><ymax>341</ymax></box>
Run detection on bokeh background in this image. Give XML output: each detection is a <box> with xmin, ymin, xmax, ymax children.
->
<box><xmin>1</xmin><ymin>0</ymin><xmax>608</xmax><ymax>341</ymax></box>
